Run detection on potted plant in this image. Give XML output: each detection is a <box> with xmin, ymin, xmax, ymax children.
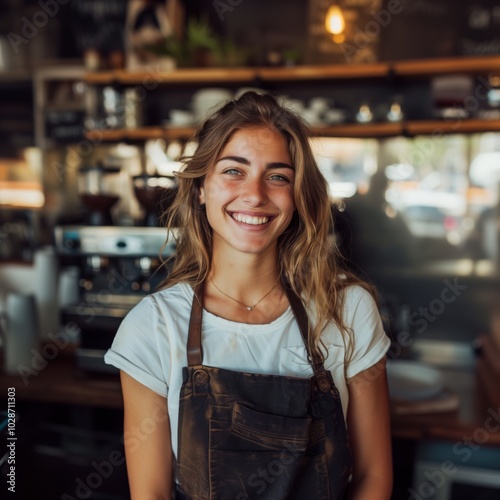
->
<box><xmin>142</xmin><ymin>16</ymin><xmax>247</xmax><ymax>68</ymax></box>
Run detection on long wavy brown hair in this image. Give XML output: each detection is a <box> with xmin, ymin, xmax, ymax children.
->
<box><xmin>161</xmin><ymin>91</ymin><xmax>375</xmax><ymax>363</ymax></box>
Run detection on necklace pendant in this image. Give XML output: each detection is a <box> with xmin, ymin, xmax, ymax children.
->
<box><xmin>210</xmin><ymin>276</ymin><xmax>280</xmax><ymax>313</ymax></box>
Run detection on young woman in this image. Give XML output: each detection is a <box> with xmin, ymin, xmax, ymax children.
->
<box><xmin>105</xmin><ymin>92</ymin><xmax>392</xmax><ymax>499</ymax></box>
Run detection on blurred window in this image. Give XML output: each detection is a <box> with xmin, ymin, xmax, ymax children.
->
<box><xmin>310</xmin><ymin>137</ymin><xmax>378</xmax><ymax>199</ymax></box>
<box><xmin>311</xmin><ymin>133</ymin><xmax>500</xmax><ymax>264</ymax></box>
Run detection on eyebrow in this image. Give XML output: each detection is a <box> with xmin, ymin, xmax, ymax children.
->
<box><xmin>217</xmin><ymin>155</ymin><xmax>295</xmax><ymax>171</ymax></box>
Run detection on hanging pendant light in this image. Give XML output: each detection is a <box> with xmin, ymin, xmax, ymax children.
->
<box><xmin>325</xmin><ymin>4</ymin><xmax>346</xmax><ymax>43</ymax></box>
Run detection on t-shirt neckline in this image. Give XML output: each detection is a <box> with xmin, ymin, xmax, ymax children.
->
<box><xmin>178</xmin><ymin>282</ymin><xmax>294</xmax><ymax>333</ymax></box>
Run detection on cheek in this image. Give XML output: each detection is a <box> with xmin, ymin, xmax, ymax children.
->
<box><xmin>203</xmin><ymin>178</ymin><xmax>227</xmax><ymax>201</ymax></box>
<box><xmin>274</xmin><ymin>190</ymin><xmax>296</xmax><ymax>227</ymax></box>
<box><xmin>203</xmin><ymin>182</ymin><xmax>230</xmax><ymax>223</ymax></box>
<box><xmin>284</xmin><ymin>188</ymin><xmax>296</xmax><ymax>213</ymax></box>
<box><xmin>203</xmin><ymin>201</ymin><xmax>222</xmax><ymax>232</ymax></box>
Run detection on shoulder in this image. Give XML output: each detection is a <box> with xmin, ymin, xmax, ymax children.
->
<box><xmin>338</xmin><ymin>284</ymin><xmax>385</xmax><ymax>345</ymax></box>
<box><xmin>111</xmin><ymin>282</ymin><xmax>194</xmax><ymax>358</ymax></box>
<box><xmin>149</xmin><ymin>281</ymin><xmax>194</xmax><ymax>310</ymax></box>
<box><xmin>122</xmin><ymin>282</ymin><xmax>194</xmax><ymax>329</ymax></box>
<box><xmin>341</xmin><ymin>284</ymin><xmax>378</xmax><ymax>317</ymax></box>
<box><xmin>105</xmin><ymin>286</ymin><xmax>195</xmax><ymax>398</ymax></box>
<box><xmin>339</xmin><ymin>285</ymin><xmax>390</xmax><ymax>378</ymax></box>
<box><xmin>137</xmin><ymin>281</ymin><xmax>193</xmax><ymax>310</ymax></box>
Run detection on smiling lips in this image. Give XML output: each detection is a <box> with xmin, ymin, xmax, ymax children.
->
<box><xmin>230</xmin><ymin>212</ymin><xmax>273</xmax><ymax>225</ymax></box>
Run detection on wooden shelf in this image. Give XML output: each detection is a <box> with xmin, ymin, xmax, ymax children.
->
<box><xmin>394</xmin><ymin>55</ymin><xmax>500</xmax><ymax>76</ymax></box>
<box><xmin>86</xmin><ymin>124</ymin><xmax>402</xmax><ymax>141</ymax></box>
<box><xmin>85</xmin><ymin>67</ymin><xmax>256</xmax><ymax>85</ymax></box>
<box><xmin>324</xmin><ymin>119</ymin><xmax>500</xmax><ymax>138</ymax></box>
<box><xmin>84</xmin><ymin>118</ymin><xmax>500</xmax><ymax>141</ymax></box>
<box><xmin>84</xmin><ymin>126</ymin><xmax>196</xmax><ymax>142</ymax></box>
<box><xmin>313</xmin><ymin>122</ymin><xmax>402</xmax><ymax>138</ymax></box>
<box><xmin>259</xmin><ymin>62</ymin><xmax>390</xmax><ymax>81</ymax></box>
<box><xmin>81</xmin><ymin>55</ymin><xmax>500</xmax><ymax>142</ymax></box>
<box><xmin>84</xmin><ymin>65</ymin><xmax>390</xmax><ymax>85</ymax></box>
<box><xmin>84</xmin><ymin>55</ymin><xmax>500</xmax><ymax>85</ymax></box>
<box><xmin>406</xmin><ymin>118</ymin><xmax>500</xmax><ymax>135</ymax></box>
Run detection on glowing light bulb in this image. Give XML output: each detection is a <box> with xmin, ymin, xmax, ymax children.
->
<box><xmin>325</xmin><ymin>5</ymin><xmax>345</xmax><ymax>36</ymax></box>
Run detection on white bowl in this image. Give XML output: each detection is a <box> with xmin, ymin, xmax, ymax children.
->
<box><xmin>192</xmin><ymin>87</ymin><xmax>233</xmax><ymax>103</ymax></box>
<box><xmin>386</xmin><ymin>360</ymin><xmax>444</xmax><ymax>401</ymax></box>
<box><xmin>191</xmin><ymin>88</ymin><xmax>233</xmax><ymax>122</ymax></box>
<box><xmin>169</xmin><ymin>109</ymin><xmax>194</xmax><ymax>127</ymax></box>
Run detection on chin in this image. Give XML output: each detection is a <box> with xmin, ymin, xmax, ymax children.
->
<box><xmin>233</xmin><ymin>240</ymin><xmax>275</xmax><ymax>255</ymax></box>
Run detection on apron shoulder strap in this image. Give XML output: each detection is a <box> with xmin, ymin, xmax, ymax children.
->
<box><xmin>186</xmin><ymin>279</ymin><xmax>326</xmax><ymax>374</ymax></box>
<box><xmin>187</xmin><ymin>282</ymin><xmax>204</xmax><ymax>366</ymax></box>
<box><xmin>282</xmin><ymin>281</ymin><xmax>326</xmax><ymax>375</ymax></box>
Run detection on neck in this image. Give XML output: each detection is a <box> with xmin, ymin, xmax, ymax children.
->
<box><xmin>209</xmin><ymin>246</ymin><xmax>280</xmax><ymax>302</ymax></box>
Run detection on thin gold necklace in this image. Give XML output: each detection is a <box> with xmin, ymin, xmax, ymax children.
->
<box><xmin>210</xmin><ymin>276</ymin><xmax>280</xmax><ymax>311</ymax></box>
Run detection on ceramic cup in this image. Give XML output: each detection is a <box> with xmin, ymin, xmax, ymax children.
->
<box><xmin>5</xmin><ymin>293</ymin><xmax>38</xmax><ymax>375</ymax></box>
<box><xmin>58</xmin><ymin>266</ymin><xmax>80</xmax><ymax>308</ymax></box>
<box><xmin>34</xmin><ymin>247</ymin><xmax>59</xmax><ymax>340</ymax></box>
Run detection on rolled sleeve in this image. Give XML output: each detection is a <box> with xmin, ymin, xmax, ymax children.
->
<box><xmin>104</xmin><ymin>297</ymin><xmax>168</xmax><ymax>397</ymax></box>
<box><xmin>344</xmin><ymin>286</ymin><xmax>391</xmax><ymax>380</ymax></box>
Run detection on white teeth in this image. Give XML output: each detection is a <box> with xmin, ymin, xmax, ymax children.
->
<box><xmin>232</xmin><ymin>213</ymin><xmax>270</xmax><ymax>225</ymax></box>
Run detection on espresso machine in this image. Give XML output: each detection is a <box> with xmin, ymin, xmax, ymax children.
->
<box><xmin>55</xmin><ymin>225</ymin><xmax>177</xmax><ymax>373</ymax></box>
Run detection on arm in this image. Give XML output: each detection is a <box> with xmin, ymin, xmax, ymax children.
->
<box><xmin>345</xmin><ymin>357</ymin><xmax>393</xmax><ymax>500</ymax></box>
<box><xmin>121</xmin><ymin>371</ymin><xmax>174</xmax><ymax>500</ymax></box>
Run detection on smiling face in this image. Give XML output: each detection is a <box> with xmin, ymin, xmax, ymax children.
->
<box><xmin>199</xmin><ymin>126</ymin><xmax>296</xmax><ymax>259</ymax></box>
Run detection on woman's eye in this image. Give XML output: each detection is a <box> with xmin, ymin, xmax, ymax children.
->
<box><xmin>222</xmin><ymin>168</ymin><xmax>242</xmax><ymax>176</ymax></box>
<box><xmin>269</xmin><ymin>174</ymin><xmax>290</xmax><ymax>182</ymax></box>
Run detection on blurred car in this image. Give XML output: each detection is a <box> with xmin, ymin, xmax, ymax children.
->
<box><xmin>386</xmin><ymin>172</ymin><xmax>467</xmax><ymax>245</ymax></box>
<box><xmin>398</xmin><ymin>200</ymin><xmax>462</xmax><ymax>243</ymax></box>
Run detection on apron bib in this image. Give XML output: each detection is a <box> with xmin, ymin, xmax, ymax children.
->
<box><xmin>176</xmin><ymin>282</ymin><xmax>352</xmax><ymax>499</ymax></box>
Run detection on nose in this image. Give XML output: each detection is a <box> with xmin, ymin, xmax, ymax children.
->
<box><xmin>242</xmin><ymin>176</ymin><xmax>267</xmax><ymax>206</ymax></box>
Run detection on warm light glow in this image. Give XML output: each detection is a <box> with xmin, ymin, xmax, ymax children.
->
<box><xmin>0</xmin><ymin>148</ymin><xmax>44</xmax><ymax>208</ymax></box>
<box><xmin>0</xmin><ymin>182</ymin><xmax>45</xmax><ymax>207</ymax></box>
<box><xmin>325</xmin><ymin>5</ymin><xmax>345</xmax><ymax>36</ymax></box>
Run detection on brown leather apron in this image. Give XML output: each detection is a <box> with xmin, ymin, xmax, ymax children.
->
<box><xmin>175</xmin><ymin>282</ymin><xmax>352</xmax><ymax>499</ymax></box>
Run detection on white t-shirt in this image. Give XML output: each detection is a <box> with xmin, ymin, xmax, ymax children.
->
<box><xmin>104</xmin><ymin>282</ymin><xmax>390</xmax><ymax>458</ymax></box>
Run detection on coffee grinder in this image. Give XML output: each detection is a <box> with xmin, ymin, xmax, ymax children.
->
<box><xmin>78</xmin><ymin>163</ymin><xmax>121</xmax><ymax>225</ymax></box>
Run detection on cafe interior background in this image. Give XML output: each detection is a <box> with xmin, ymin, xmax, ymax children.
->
<box><xmin>1</xmin><ymin>0</ymin><xmax>500</xmax><ymax>498</ymax></box>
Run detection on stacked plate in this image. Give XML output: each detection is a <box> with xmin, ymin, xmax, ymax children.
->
<box><xmin>192</xmin><ymin>88</ymin><xmax>233</xmax><ymax>123</ymax></box>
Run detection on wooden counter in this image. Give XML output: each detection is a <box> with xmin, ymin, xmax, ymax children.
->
<box><xmin>1</xmin><ymin>345</ymin><xmax>499</xmax><ymax>446</ymax></box>
<box><xmin>0</xmin><ymin>345</ymin><xmax>123</xmax><ymax>409</ymax></box>
<box><xmin>390</xmin><ymin>365</ymin><xmax>500</xmax><ymax>445</ymax></box>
